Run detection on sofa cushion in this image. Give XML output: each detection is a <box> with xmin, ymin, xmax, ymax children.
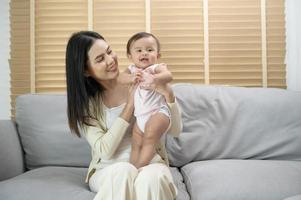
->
<box><xmin>167</xmin><ymin>84</ymin><xmax>301</xmax><ymax>166</ymax></box>
<box><xmin>181</xmin><ymin>159</ymin><xmax>301</xmax><ymax>200</ymax></box>
<box><xmin>284</xmin><ymin>195</ymin><xmax>301</xmax><ymax>200</ymax></box>
<box><xmin>0</xmin><ymin>166</ymin><xmax>94</xmax><ymax>200</ymax></box>
<box><xmin>16</xmin><ymin>94</ymin><xmax>91</xmax><ymax>169</ymax></box>
<box><xmin>170</xmin><ymin>167</ymin><xmax>190</xmax><ymax>200</ymax></box>
<box><xmin>0</xmin><ymin>120</ymin><xmax>24</xmax><ymax>181</ymax></box>
<box><xmin>0</xmin><ymin>166</ymin><xmax>189</xmax><ymax>200</ymax></box>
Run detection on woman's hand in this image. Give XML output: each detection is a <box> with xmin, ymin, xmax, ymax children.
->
<box><xmin>133</xmin><ymin>69</ymin><xmax>143</xmax><ymax>84</ymax></box>
<box><xmin>127</xmin><ymin>82</ymin><xmax>138</xmax><ymax>107</ymax></box>
<box><xmin>120</xmin><ymin>82</ymin><xmax>139</xmax><ymax>122</ymax></box>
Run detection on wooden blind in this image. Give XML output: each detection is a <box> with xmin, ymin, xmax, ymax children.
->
<box><xmin>208</xmin><ymin>0</ymin><xmax>263</xmax><ymax>86</ymax></box>
<box><xmin>35</xmin><ymin>0</ymin><xmax>88</xmax><ymax>93</ymax></box>
<box><xmin>10</xmin><ymin>0</ymin><xmax>287</xmax><ymax>117</ymax></box>
<box><xmin>93</xmin><ymin>0</ymin><xmax>145</xmax><ymax>71</ymax></box>
<box><xmin>10</xmin><ymin>0</ymin><xmax>31</xmax><ymax>116</ymax></box>
<box><xmin>152</xmin><ymin>0</ymin><xmax>204</xmax><ymax>84</ymax></box>
<box><xmin>266</xmin><ymin>0</ymin><xmax>286</xmax><ymax>88</ymax></box>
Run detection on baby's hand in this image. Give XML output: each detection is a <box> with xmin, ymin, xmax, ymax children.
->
<box><xmin>158</xmin><ymin>63</ymin><xmax>167</xmax><ymax>68</ymax></box>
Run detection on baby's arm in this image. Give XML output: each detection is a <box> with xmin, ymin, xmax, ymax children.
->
<box><xmin>153</xmin><ymin>63</ymin><xmax>173</xmax><ymax>85</ymax></box>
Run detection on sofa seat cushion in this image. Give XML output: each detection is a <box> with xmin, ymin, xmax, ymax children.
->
<box><xmin>0</xmin><ymin>166</ymin><xmax>189</xmax><ymax>200</ymax></box>
<box><xmin>181</xmin><ymin>159</ymin><xmax>301</xmax><ymax>200</ymax></box>
<box><xmin>170</xmin><ymin>167</ymin><xmax>190</xmax><ymax>200</ymax></box>
<box><xmin>0</xmin><ymin>167</ymin><xmax>94</xmax><ymax>200</ymax></box>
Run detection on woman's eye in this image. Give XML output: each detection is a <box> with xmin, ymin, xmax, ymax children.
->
<box><xmin>96</xmin><ymin>58</ymin><xmax>103</xmax><ymax>63</ymax></box>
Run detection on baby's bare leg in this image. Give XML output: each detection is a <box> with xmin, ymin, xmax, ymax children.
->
<box><xmin>130</xmin><ymin>122</ymin><xmax>143</xmax><ymax>165</ymax></box>
<box><xmin>135</xmin><ymin>113</ymin><xmax>170</xmax><ymax>169</ymax></box>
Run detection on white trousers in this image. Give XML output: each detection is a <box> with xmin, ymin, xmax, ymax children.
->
<box><xmin>89</xmin><ymin>162</ymin><xmax>177</xmax><ymax>200</ymax></box>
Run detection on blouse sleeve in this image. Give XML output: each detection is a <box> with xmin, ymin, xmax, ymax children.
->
<box><xmin>84</xmin><ymin>117</ymin><xmax>130</xmax><ymax>160</ymax></box>
<box><xmin>166</xmin><ymin>100</ymin><xmax>183</xmax><ymax>137</ymax></box>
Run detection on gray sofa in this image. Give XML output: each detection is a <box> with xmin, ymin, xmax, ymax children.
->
<box><xmin>1</xmin><ymin>83</ymin><xmax>301</xmax><ymax>200</ymax></box>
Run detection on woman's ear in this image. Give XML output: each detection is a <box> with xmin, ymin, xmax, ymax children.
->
<box><xmin>84</xmin><ymin>70</ymin><xmax>90</xmax><ymax>77</ymax></box>
<box><xmin>84</xmin><ymin>61</ymin><xmax>91</xmax><ymax>77</ymax></box>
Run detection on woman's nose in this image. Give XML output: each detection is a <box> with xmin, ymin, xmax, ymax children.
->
<box><xmin>106</xmin><ymin>55</ymin><xmax>114</xmax><ymax>66</ymax></box>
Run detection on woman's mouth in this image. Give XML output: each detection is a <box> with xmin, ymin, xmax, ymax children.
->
<box><xmin>108</xmin><ymin>64</ymin><xmax>117</xmax><ymax>72</ymax></box>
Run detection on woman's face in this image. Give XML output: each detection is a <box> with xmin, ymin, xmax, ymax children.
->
<box><xmin>86</xmin><ymin>39</ymin><xmax>119</xmax><ymax>82</ymax></box>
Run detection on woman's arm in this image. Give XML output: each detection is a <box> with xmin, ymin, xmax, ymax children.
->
<box><xmin>167</xmin><ymin>101</ymin><xmax>182</xmax><ymax>137</ymax></box>
<box><xmin>84</xmin><ymin>117</ymin><xmax>130</xmax><ymax>160</ymax></box>
<box><xmin>120</xmin><ymin>83</ymin><xmax>136</xmax><ymax>122</ymax></box>
<box><xmin>84</xmin><ymin>83</ymin><xmax>137</xmax><ymax>159</ymax></box>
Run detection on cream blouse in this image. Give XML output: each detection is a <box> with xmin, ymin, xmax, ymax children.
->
<box><xmin>84</xmin><ymin>101</ymin><xmax>182</xmax><ymax>183</ymax></box>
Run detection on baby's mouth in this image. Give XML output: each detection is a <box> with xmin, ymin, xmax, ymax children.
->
<box><xmin>140</xmin><ymin>58</ymin><xmax>149</xmax><ymax>62</ymax></box>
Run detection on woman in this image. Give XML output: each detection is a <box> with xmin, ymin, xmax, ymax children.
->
<box><xmin>65</xmin><ymin>31</ymin><xmax>182</xmax><ymax>200</ymax></box>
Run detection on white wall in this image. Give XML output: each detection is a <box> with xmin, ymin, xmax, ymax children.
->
<box><xmin>286</xmin><ymin>0</ymin><xmax>301</xmax><ymax>91</ymax></box>
<box><xmin>0</xmin><ymin>0</ymin><xmax>11</xmax><ymax>119</ymax></box>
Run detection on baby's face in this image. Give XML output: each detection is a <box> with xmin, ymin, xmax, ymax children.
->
<box><xmin>128</xmin><ymin>36</ymin><xmax>160</xmax><ymax>69</ymax></box>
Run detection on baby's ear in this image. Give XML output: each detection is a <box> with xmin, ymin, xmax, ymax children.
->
<box><xmin>157</xmin><ymin>53</ymin><xmax>161</xmax><ymax>59</ymax></box>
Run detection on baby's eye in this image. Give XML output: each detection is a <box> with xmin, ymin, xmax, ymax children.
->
<box><xmin>136</xmin><ymin>49</ymin><xmax>142</xmax><ymax>53</ymax></box>
<box><xmin>147</xmin><ymin>48</ymin><xmax>154</xmax><ymax>52</ymax></box>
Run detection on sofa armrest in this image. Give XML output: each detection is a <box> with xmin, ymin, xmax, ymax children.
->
<box><xmin>0</xmin><ymin>120</ymin><xmax>25</xmax><ymax>181</ymax></box>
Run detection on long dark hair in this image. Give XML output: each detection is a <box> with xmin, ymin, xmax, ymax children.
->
<box><xmin>65</xmin><ymin>31</ymin><xmax>105</xmax><ymax>137</ymax></box>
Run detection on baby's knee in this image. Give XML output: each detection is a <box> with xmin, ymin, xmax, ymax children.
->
<box><xmin>144</xmin><ymin>122</ymin><xmax>168</xmax><ymax>140</ymax></box>
<box><xmin>142</xmin><ymin>131</ymin><xmax>159</xmax><ymax>145</ymax></box>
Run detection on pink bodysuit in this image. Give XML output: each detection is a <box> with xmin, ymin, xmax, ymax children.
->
<box><xmin>128</xmin><ymin>64</ymin><xmax>171</xmax><ymax>133</ymax></box>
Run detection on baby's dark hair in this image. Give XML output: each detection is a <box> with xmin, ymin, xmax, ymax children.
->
<box><xmin>126</xmin><ymin>32</ymin><xmax>161</xmax><ymax>55</ymax></box>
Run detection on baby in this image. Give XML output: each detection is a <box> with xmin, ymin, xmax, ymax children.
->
<box><xmin>119</xmin><ymin>32</ymin><xmax>173</xmax><ymax>169</ymax></box>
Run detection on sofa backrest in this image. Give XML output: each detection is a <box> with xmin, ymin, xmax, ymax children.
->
<box><xmin>16</xmin><ymin>94</ymin><xmax>91</xmax><ymax>170</ymax></box>
<box><xmin>167</xmin><ymin>84</ymin><xmax>301</xmax><ymax>167</ymax></box>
